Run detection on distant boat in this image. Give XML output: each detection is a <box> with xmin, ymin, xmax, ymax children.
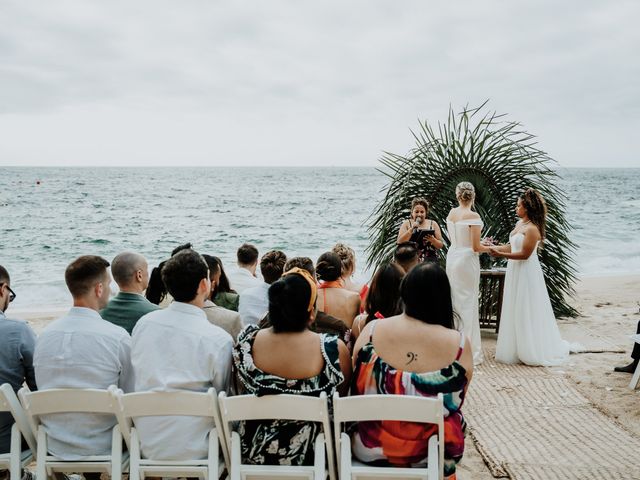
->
<box><xmin>0</xmin><ymin>195</ymin><xmax>7</xmax><ymax>206</ymax></box>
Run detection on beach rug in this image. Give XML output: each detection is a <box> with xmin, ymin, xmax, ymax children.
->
<box><xmin>465</xmin><ymin>348</ymin><xmax>640</xmax><ymax>479</ymax></box>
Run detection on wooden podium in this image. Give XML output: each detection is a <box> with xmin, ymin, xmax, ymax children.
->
<box><xmin>479</xmin><ymin>268</ymin><xmax>506</xmax><ymax>332</ymax></box>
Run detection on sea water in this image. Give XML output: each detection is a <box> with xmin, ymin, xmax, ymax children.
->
<box><xmin>1</xmin><ymin>167</ymin><xmax>639</xmax><ymax>310</ymax></box>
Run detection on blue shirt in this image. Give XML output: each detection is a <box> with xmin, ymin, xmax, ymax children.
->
<box><xmin>0</xmin><ymin>310</ymin><xmax>37</xmax><ymax>453</ymax></box>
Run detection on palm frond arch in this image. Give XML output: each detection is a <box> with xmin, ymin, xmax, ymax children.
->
<box><xmin>367</xmin><ymin>102</ymin><xmax>578</xmax><ymax>317</ymax></box>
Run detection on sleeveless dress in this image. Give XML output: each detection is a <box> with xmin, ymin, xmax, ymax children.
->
<box><xmin>495</xmin><ymin>233</ymin><xmax>570</xmax><ymax>366</ymax></box>
<box><xmin>233</xmin><ymin>325</ymin><xmax>344</xmax><ymax>465</ymax></box>
<box><xmin>410</xmin><ymin>220</ymin><xmax>438</xmax><ymax>262</ymax></box>
<box><xmin>446</xmin><ymin>218</ymin><xmax>484</xmax><ymax>365</ymax></box>
<box><xmin>351</xmin><ymin>321</ymin><xmax>468</xmax><ymax>479</ymax></box>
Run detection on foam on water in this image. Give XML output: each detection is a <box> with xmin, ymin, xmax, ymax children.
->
<box><xmin>1</xmin><ymin>167</ymin><xmax>639</xmax><ymax>310</ymax></box>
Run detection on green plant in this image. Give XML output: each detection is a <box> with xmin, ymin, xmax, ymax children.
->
<box><xmin>366</xmin><ymin>102</ymin><xmax>578</xmax><ymax>317</ymax></box>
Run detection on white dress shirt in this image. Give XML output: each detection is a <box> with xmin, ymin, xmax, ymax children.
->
<box><xmin>227</xmin><ymin>266</ymin><xmax>262</xmax><ymax>295</ymax></box>
<box><xmin>131</xmin><ymin>302</ymin><xmax>233</xmax><ymax>460</ymax></box>
<box><xmin>238</xmin><ymin>282</ymin><xmax>270</xmax><ymax>326</ymax></box>
<box><xmin>33</xmin><ymin>307</ymin><xmax>133</xmax><ymax>460</ymax></box>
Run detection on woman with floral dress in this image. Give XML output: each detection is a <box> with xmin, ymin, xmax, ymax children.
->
<box><xmin>233</xmin><ymin>267</ymin><xmax>352</xmax><ymax>466</ymax></box>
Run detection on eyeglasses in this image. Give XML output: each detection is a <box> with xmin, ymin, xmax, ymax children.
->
<box><xmin>1</xmin><ymin>283</ymin><xmax>16</xmax><ymax>303</ymax></box>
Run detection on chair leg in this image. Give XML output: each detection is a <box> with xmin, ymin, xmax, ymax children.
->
<box><xmin>313</xmin><ymin>434</ymin><xmax>325</xmax><ymax>480</ymax></box>
<box><xmin>36</xmin><ymin>427</ymin><xmax>48</xmax><ymax>480</ymax></box>
<box><xmin>130</xmin><ymin>428</ymin><xmax>141</xmax><ymax>480</ymax></box>
<box><xmin>427</xmin><ymin>435</ymin><xmax>438</xmax><ymax>480</ymax></box>
<box><xmin>230</xmin><ymin>432</ymin><xmax>241</xmax><ymax>480</ymax></box>
<box><xmin>111</xmin><ymin>425</ymin><xmax>122</xmax><ymax>480</ymax></box>
<box><xmin>629</xmin><ymin>362</ymin><xmax>640</xmax><ymax>390</ymax></box>
<box><xmin>339</xmin><ymin>433</ymin><xmax>351</xmax><ymax>480</ymax></box>
<box><xmin>9</xmin><ymin>424</ymin><xmax>20</xmax><ymax>480</ymax></box>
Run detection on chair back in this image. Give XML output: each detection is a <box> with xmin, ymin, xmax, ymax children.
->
<box><xmin>218</xmin><ymin>391</ymin><xmax>336</xmax><ymax>480</ymax></box>
<box><xmin>0</xmin><ymin>384</ymin><xmax>37</xmax><ymax>455</ymax></box>
<box><xmin>333</xmin><ymin>393</ymin><xmax>445</xmax><ymax>479</ymax></box>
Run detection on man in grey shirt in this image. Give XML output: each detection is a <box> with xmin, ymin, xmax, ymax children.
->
<box><xmin>34</xmin><ymin>256</ymin><xmax>133</xmax><ymax>462</ymax></box>
<box><xmin>0</xmin><ymin>265</ymin><xmax>36</xmax><ymax>454</ymax></box>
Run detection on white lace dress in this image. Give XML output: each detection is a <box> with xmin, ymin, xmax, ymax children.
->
<box><xmin>446</xmin><ymin>218</ymin><xmax>484</xmax><ymax>365</ymax></box>
<box><xmin>495</xmin><ymin>233</ymin><xmax>570</xmax><ymax>366</ymax></box>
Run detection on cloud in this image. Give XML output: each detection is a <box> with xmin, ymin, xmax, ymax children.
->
<box><xmin>0</xmin><ymin>0</ymin><xmax>638</xmax><ymax>166</ymax></box>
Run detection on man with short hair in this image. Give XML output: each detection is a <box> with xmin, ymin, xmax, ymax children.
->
<box><xmin>227</xmin><ymin>243</ymin><xmax>262</xmax><ymax>294</ymax></box>
<box><xmin>394</xmin><ymin>241</ymin><xmax>420</xmax><ymax>273</ymax></box>
<box><xmin>0</xmin><ymin>265</ymin><xmax>37</xmax><ymax>455</ymax></box>
<box><xmin>100</xmin><ymin>252</ymin><xmax>159</xmax><ymax>334</ymax></box>
<box><xmin>131</xmin><ymin>249</ymin><xmax>233</xmax><ymax>460</ymax></box>
<box><xmin>34</xmin><ymin>255</ymin><xmax>133</xmax><ymax>460</ymax></box>
<box><xmin>239</xmin><ymin>250</ymin><xmax>287</xmax><ymax>325</ymax></box>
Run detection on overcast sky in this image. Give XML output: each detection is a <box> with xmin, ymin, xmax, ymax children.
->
<box><xmin>0</xmin><ymin>1</ymin><xmax>638</xmax><ymax>167</ymax></box>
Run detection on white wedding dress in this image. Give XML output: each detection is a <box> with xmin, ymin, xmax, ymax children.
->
<box><xmin>446</xmin><ymin>218</ymin><xmax>484</xmax><ymax>365</ymax></box>
<box><xmin>495</xmin><ymin>233</ymin><xmax>570</xmax><ymax>366</ymax></box>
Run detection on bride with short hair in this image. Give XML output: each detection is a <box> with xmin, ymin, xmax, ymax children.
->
<box><xmin>490</xmin><ymin>188</ymin><xmax>570</xmax><ymax>366</ymax></box>
<box><xmin>446</xmin><ymin>182</ymin><xmax>492</xmax><ymax>365</ymax></box>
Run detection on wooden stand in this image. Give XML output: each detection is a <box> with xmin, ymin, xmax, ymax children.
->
<box><xmin>479</xmin><ymin>269</ymin><xmax>506</xmax><ymax>332</ymax></box>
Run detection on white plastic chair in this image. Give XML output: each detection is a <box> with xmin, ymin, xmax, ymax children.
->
<box><xmin>333</xmin><ymin>393</ymin><xmax>445</xmax><ymax>480</ymax></box>
<box><xmin>0</xmin><ymin>384</ymin><xmax>37</xmax><ymax>480</ymax></box>
<box><xmin>629</xmin><ymin>334</ymin><xmax>640</xmax><ymax>390</ymax></box>
<box><xmin>110</xmin><ymin>387</ymin><xmax>227</xmax><ymax>480</ymax></box>
<box><xmin>218</xmin><ymin>391</ymin><xmax>336</xmax><ymax>480</ymax></box>
<box><xmin>18</xmin><ymin>387</ymin><xmax>128</xmax><ymax>480</ymax></box>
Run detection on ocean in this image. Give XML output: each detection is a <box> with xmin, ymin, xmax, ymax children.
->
<box><xmin>1</xmin><ymin>167</ymin><xmax>639</xmax><ymax>310</ymax></box>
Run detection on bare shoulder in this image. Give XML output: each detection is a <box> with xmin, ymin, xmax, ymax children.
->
<box><xmin>525</xmin><ymin>223</ymin><xmax>542</xmax><ymax>239</ymax></box>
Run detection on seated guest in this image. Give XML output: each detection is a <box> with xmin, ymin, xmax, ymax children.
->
<box><xmin>100</xmin><ymin>252</ymin><xmax>159</xmax><ymax>334</ymax></box>
<box><xmin>234</xmin><ymin>268</ymin><xmax>352</xmax><ymax>466</ymax></box>
<box><xmin>0</xmin><ymin>265</ymin><xmax>37</xmax><ymax>455</ymax></box>
<box><xmin>209</xmin><ymin>256</ymin><xmax>240</xmax><ymax>311</ymax></box>
<box><xmin>202</xmin><ymin>254</ymin><xmax>243</xmax><ymax>340</ymax></box>
<box><xmin>145</xmin><ymin>243</ymin><xmax>193</xmax><ymax>306</ymax></box>
<box><xmin>239</xmin><ymin>250</ymin><xmax>287</xmax><ymax>325</ymax></box>
<box><xmin>332</xmin><ymin>243</ymin><xmax>364</xmax><ymax>294</ymax></box>
<box><xmin>228</xmin><ymin>243</ymin><xmax>262</xmax><ymax>294</ymax></box>
<box><xmin>131</xmin><ymin>249</ymin><xmax>233</xmax><ymax>460</ymax></box>
<box><xmin>351</xmin><ymin>262</ymin><xmax>473</xmax><ymax>479</ymax></box>
<box><xmin>351</xmin><ymin>262</ymin><xmax>404</xmax><ymax>340</ymax></box>
<box><xmin>34</xmin><ymin>256</ymin><xmax>133</xmax><ymax>460</ymax></box>
<box><xmin>394</xmin><ymin>241</ymin><xmax>420</xmax><ymax>273</ymax></box>
<box><xmin>614</xmin><ymin>319</ymin><xmax>640</xmax><ymax>374</ymax></box>
<box><xmin>258</xmin><ymin>257</ymin><xmax>350</xmax><ymax>342</ymax></box>
<box><xmin>316</xmin><ymin>252</ymin><xmax>360</xmax><ymax>328</ymax></box>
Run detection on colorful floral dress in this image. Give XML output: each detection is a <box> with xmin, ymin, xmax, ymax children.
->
<box><xmin>233</xmin><ymin>325</ymin><xmax>345</xmax><ymax>466</ymax></box>
<box><xmin>351</xmin><ymin>321</ymin><xmax>468</xmax><ymax>479</ymax></box>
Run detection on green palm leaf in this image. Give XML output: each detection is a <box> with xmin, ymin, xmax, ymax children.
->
<box><xmin>366</xmin><ymin>103</ymin><xmax>578</xmax><ymax>318</ymax></box>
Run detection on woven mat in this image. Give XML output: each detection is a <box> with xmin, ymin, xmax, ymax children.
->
<box><xmin>466</xmin><ymin>348</ymin><xmax>640</xmax><ymax>479</ymax></box>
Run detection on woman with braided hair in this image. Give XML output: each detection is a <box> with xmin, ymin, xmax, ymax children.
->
<box><xmin>490</xmin><ymin>188</ymin><xmax>571</xmax><ymax>366</ymax></box>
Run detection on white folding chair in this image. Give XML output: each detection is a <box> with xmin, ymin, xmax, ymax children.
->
<box><xmin>218</xmin><ymin>391</ymin><xmax>336</xmax><ymax>480</ymax></box>
<box><xmin>18</xmin><ymin>388</ymin><xmax>128</xmax><ymax>480</ymax></box>
<box><xmin>0</xmin><ymin>384</ymin><xmax>37</xmax><ymax>480</ymax></box>
<box><xmin>333</xmin><ymin>393</ymin><xmax>445</xmax><ymax>480</ymax></box>
<box><xmin>110</xmin><ymin>387</ymin><xmax>227</xmax><ymax>480</ymax></box>
<box><xmin>629</xmin><ymin>334</ymin><xmax>640</xmax><ymax>390</ymax></box>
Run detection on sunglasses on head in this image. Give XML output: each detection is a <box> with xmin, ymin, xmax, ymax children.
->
<box><xmin>1</xmin><ymin>283</ymin><xmax>16</xmax><ymax>303</ymax></box>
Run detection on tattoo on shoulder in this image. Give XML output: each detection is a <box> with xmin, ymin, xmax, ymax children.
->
<box><xmin>406</xmin><ymin>352</ymin><xmax>418</xmax><ymax>365</ymax></box>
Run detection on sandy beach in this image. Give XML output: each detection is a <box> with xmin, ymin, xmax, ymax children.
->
<box><xmin>9</xmin><ymin>274</ymin><xmax>640</xmax><ymax>479</ymax></box>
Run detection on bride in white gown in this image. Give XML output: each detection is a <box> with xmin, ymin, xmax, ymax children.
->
<box><xmin>491</xmin><ymin>188</ymin><xmax>570</xmax><ymax>366</ymax></box>
<box><xmin>446</xmin><ymin>182</ymin><xmax>492</xmax><ymax>365</ymax></box>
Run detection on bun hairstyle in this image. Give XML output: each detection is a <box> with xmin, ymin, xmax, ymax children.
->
<box><xmin>315</xmin><ymin>252</ymin><xmax>343</xmax><ymax>282</ymax></box>
<box><xmin>268</xmin><ymin>274</ymin><xmax>312</xmax><ymax>333</ymax></box>
<box><xmin>456</xmin><ymin>182</ymin><xmax>475</xmax><ymax>204</ymax></box>
<box><xmin>519</xmin><ymin>188</ymin><xmax>547</xmax><ymax>239</ymax></box>
<box><xmin>411</xmin><ymin>197</ymin><xmax>429</xmax><ymax>216</ymax></box>
<box><xmin>332</xmin><ymin>243</ymin><xmax>356</xmax><ymax>276</ymax></box>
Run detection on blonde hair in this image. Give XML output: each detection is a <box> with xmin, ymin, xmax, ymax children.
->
<box><xmin>456</xmin><ymin>182</ymin><xmax>475</xmax><ymax>204</ymax></box>
<box><xmin>332</xmin><ymin>243</ymin><xmax>356</xmax><ymax>276</ymax></box>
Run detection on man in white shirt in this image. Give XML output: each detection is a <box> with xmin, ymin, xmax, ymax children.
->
<box><xmin>227</xmin><ymin>243</ymin><xmax>262</xmax><ymax>294</ymax></box>
<box><xmin>239</xmin><ymin>250</ymin><xmax>287</xmax><ymax>325</ymax></box>
<box><xmin>34</xmin><ymin>255</ymin><xmax>133</xmax><ymax>461</ymax></box>
<box><xmin>131</xmin><ymin>249</ymin><xmax>233</xmax><ymax>460</ymax></box>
